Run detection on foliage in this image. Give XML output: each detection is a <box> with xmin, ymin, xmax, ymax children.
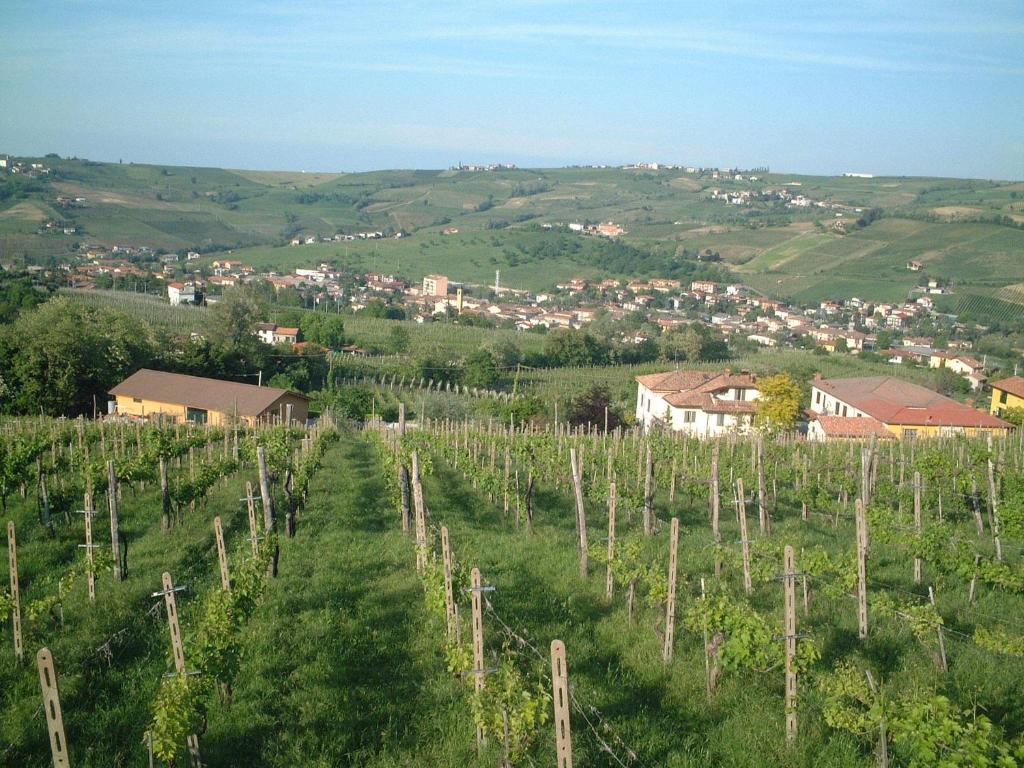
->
<box><xmin>469</xmin><ymin>652</ymin><xmax>551</xmax><ymax>763</ymax></box>
<box><xmin>755</xmin><ymin>373</ymin><xmax>802</xmax><ymax>433</ymax></box>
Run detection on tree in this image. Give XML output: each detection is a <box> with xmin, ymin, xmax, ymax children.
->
<box><xmin>463</xmin><ymin>349</ymin><xmax>499</xmax><ymax>390</ymax></box>
<box><xmin>485</xmin><ymin>337</ymin><xmax>522</xmax><ymax>369</ymax></box>
<box><xmin>212</xmin><ymin>285</ymin><xmax>265</xmax><ymax>345</ymax></box>
<box><xmin>543</xmin><ymin>329</ymin><xmax>609</xmax><ymax>367</ymax></box>
<box><xmin>567</xmin><ymin>385</ymin><xmax>623</xmax><ymax>431</ymax></box>
<box><xmin>659</xmin><ymin>328</ymin><xmax>703</xmax><ymax>363</ymax></box>
<box><xmin>755</xmin><ymin>373</ymin><xmax>802</xmax><ymax>433</ymax></box>
<box><xmin>387</xmin><ymin>325</ymin><xmax>411</xmax><ymax>354</ymax></box>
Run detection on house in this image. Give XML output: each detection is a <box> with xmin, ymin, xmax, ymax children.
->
<box><xmin>167</xmin><ymin>282</ymin><xmax>201</xmax><ymax>306</ymax></box>
<box><xmin>255</xmin><ymin>323</ymin><xmax>301</xmax><ymax>345</ymax></box>
<box><xmin>990</xmin><ymin>377</ymin><xmax>1024</xmax><ymax>419</ymax></box>
<box><xmin>110</xmin><ymin>369</ymin><xmax>309</xmax><ymax>426</ymax></box>
<box><xmin>595</xmin><ymin>222</ymin><xmax>624</xmax><ymax>238</ymax></box>
<box><xmin>907</xmin><ymin>261</ymin><xmax>923</xmax><ymax>271</ymax></box>
<box><xmin>635</xmin><ymin>369</ymin><xmax>759</xmax><ymax>436</ymax></box>
<box><xmin>422</xmin><ymin>274</ymin><xmax>449</xmax><ymax>297</ymax></box>
<box><xmin>809</xmin><ymin>375</ymin><xmax>1010</xmax><ymax>439</ymax></box>
<box><xmin>691</xmin><ymin>280</ymin><xmax>719</xmax><ymax>295</ymax></box>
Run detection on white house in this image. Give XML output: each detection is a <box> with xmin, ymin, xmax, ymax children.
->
<box><xmin>167</xmin><ymin>282</ymin><xmax>199</xmax><ymax>306</ymax></box>
<box><xmin>635</xmin><ymin>369</ymin><xmax>760</xmax><ymax>436</ymax></box>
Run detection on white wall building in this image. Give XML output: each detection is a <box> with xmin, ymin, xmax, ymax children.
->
<box><xmin>635</xmin><ymin>370</ymin><xmax>760</xmax><ymax>436</ymax></box>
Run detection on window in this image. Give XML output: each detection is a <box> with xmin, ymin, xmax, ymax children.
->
<box><xmin>186</xmin><ymin>407</ymin><xmax>208</xmax><ymax>425</ymax></box>
<box><xmin>716</xmin><ymin>413</ymin><xmax>725</xmax><ymax>427</ymax></box>
<box><xmin>1000</xmin><ymin>391</ymin><xmax>1009</xmax><ymax>404</ymax></box>
<box><xmin>904</xmin><ymin>429</ymin><xmax>917</xmax><ymax>440</ymax></box>
<box><xmin>842</xmin><ymin>406</ymin><xmax>848</xmax><ymax>417</ymax></box>
<box><xmin>684</xmin><ymin>410</ymin><xmax>696</xmax><ymax>423</ymax></box>
<box><xmin>132</xmin><ymin>397</ymin><xmax>143</xmax><ymax>403</ymax></box>
<box><xmin>815</xmin><ymin>391</ymin><xmax>821</xmax><ymax>405</ymax></box>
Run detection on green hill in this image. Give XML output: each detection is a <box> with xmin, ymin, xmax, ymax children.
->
<box><xmin>2</xmin><ymin>156</ymin><xmax>1022</xmax><ymax>305</ymax></box>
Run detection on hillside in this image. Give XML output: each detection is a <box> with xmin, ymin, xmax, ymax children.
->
<box><xmin>2</xmin><ymin>156</ymin><xmax>1023</xmax><ymax>305</ymax></box>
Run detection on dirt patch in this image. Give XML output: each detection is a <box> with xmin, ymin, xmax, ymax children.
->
<box><xmin>932</xmin><ymin>206</ymin><xmax>982</xmax><ymax>217</ymax></box>
<box><xmin>669</xmin><ymin>176</ymin><xmax>702</xmax><ymax>191</ymax></box>
<box><xmin>0</xmin><ymin>201</ymin><xmax>47</xmax><ymax>221</ymax></box>
<box><xmin>499</xmin><ymin>197</ymin><xmax>527</xmax><ymax>208</ymax></box>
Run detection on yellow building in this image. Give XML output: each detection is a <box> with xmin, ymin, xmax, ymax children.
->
<box><xmin>110</xmin><ymin>369</ymin><xmax>309</xmax><ymax>426</ymax></box>
<box><xmin>809</xmin><ymin>375</ymin><xmax>1011</xmax><ymax>439</ymax></box>
<box><xmin>991</xmin><ymin>376</ymin><xmax>1024</xmax><ymax>418</ymax></box>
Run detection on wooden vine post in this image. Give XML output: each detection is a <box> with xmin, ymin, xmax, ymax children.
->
<box><xmin>855</xmin><ymin>498</ymin><xmax>869</xmax><ymax>639</ymax></box>
<box><xmin>987</xmin><ymin>435</ymin><xmax>1003</xmax><ymax>561</ymax></box>
<box><xmin>441</xmin><ymin>526</ymin><xmax>455</xmax><ymax>637</ymax></box>
<box><xmin>929</xmin><ymin>586</ymin><xmax>948</xmax><ymax>673</ymax></box>
<box><xmin>244</xmin><ymin>481</ymin><xmax>260</xmax><ymax>556</ymax></box>
<box><xmin>569</xmin><ymin>449</ymin><xmax>588</xmax><ymax>578</ymax></box>
<box><xmin>37</xmin><ymin>648</ymin><xmax>70</xmax><ymax>768</ymax></box>
<box><xmin>7</xmin><ymin>521</ymin><xmax>23</xmax><ymax>662</ymax></box>
<box><xmin>257</xmin><ymin>446</ymin><xmax>278</xmax><ymax>577</ymax></box>
<box><xmin>412</xmin><ymin>451</ymin><xmax>427</xmax><ymax>574</ymax></box>
<box><xmin>913</xmin><ymin>471</ymin><xmax>923</xmax><ymax>584</ymax></box>
<box><xmin>159</xmin><ymin>572</ymin><xmax>201</xmax><ymax>765</ymax></box>
<box><xmin>711</xmin><ymin>443</ymin><xmax>722</xmax><ymax>576</ymax></box>
<box><xmin>159</xmin><ymin>457</ymin><xmax>171</xmax><ymax>532</ymax></box>
<box><xmin>663</xmin><ymin>517</ymin><xmax>680</xmax><ymax>664</ymax></box>
<box><xmin>736</xmin><ymin>479</ymin><xmax>753</xmax><ymax>595</ymax></box>
<box><xmin>757</xmin><ymin>437</ymin><xmax>769</xmax><ymax>535</ymax></box>
<box><xmin>399</xmin><ymin>463</ymin><xmax>411</xmax><ymax>534</ymax></box>
<box><xmin>550</xmin><ymin>639</ymin><xmax>574</xmax><ymax>768</ymax></box>
<box><xmin>606</xmin><ymin>482</ymin><xmax>616</xmax><ymax>600</ymax></box>
<box><xmin>783</xmin><ymin>545</ymin><xmax>798</xmax><ymax>744</ymax></box>
<box><xmin>80</xmin><ymin>494</ymin><xmax>97</xmax><ymax>603</ymax></box>
<box><xmin>470</xmin><ymin>567</ymin><xmax>486</xmax><ymax>750</ymax></box>
<box><xmin>642</xmin><ymin>442</ymin><xmax>654</xmax><ymax>536</ymax></box>
<box><xmin>214</xmin><ymin>516</ymin><xmax>230</xmax><ymax>590</ymax></box>
<box><xmin>107</xmin><ymin>460</ymin><xmax>123</xmax><ymax>581</ymax></box>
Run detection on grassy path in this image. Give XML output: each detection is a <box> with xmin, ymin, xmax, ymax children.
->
<box><xmin>204</xmin><ymin>436</ymin><xmax>475</xmax><ymax>767</ymax></box>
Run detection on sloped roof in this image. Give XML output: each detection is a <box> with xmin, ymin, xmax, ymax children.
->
<box><xmin>110</xmin><ymin>369</ymin><xmax>307</xmax><ymax>417</ymax></box>
<box><xmin>813</xmin><ymin>414</ymin><xmax>894</xmax><ymax>439</ymax></box>
<box><xmin>992</xmin><ymin>376</ymin><xmax>1024</xmax><ymax>400</ymax></box>
<box><xmin>813</xmin><ymin>376</ymin><xmax>1007</xmax><ymax>429</ymax></box>
<box><xmin>639</xmin><ymin>369</ymin><xmax>759</xmax><ymax>414</ymax></box>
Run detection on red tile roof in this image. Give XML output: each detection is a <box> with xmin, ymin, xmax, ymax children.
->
<box><xmin>110</xmin><ymin>369</ymin><xmax>307</xmax><ymax>417</ymax></box>
<box><xmin>638</xmin><ymin>370</ymin><xmax>759</xmax><ymax>414</ymax></box>
<box><xmin>814</xmin><ymin>376</ymin><xmax>1008</xmax><ymax>429</ymax></box>
<box><xmin>992</xmin><ymin>376</ymin><xmax>1024</xmax><ymax>400</ymax></box>
<box><xmin>813</xmin><ymin>415</ymin><xmax>894</xmax><ymax>439</ymax></box>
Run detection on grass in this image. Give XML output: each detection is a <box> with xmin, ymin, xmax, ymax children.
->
<box><xmin>2</xmin><ymin>424</ymin><xmax>1023</xmax><ymax>766</ymax></box>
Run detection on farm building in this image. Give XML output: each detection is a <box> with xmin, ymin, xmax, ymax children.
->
<box><xmin>809</xmin><ymin>375</ymin><xmax>1010</xmax><ymax>439</ymax></box>
<box><xmin>990</xmin><ymin>376</ymin><xmax>1024</xmax><ymax>419</ymax></box>
<box><xmin>635</xmin><ymin>369</ymin><xmax>759</xmax><ymax>436</ymax></box>
<box><xmin>109</xmin><ymin>369</ymin><xmax>309</xmax><ymax>426</ymax></box>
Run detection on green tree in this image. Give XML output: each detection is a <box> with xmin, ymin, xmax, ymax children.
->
<box><xmin>212</xmin><ymin>285</ymin><xmax>266</xmax><ymax>345</ymax></box>
<box><xmin>567</xmin><ymin>385</ymin><xmax>623</xmax><ymax>431</ymax></box>
<box><xmin>543</xmin><ymin>329</ymin><xmax>608</xmax><ymax>367</ymax></box>
<box><xmin>659</xmin><ymin>327</ymin><xmax>703</xmax><ymax>363</ymax></box>
<box><xmin>387</xmin><ymin>325</ymin><xmax>411</xmax><ymax>354</ymax></box>
<box><xmin>463</xmin><ymin>349</ymin><xmax>499</xmax><ymax>390</ymax></box>
<box><xmin>755</xmin><ymin>373</ymin><xmax>802</xmax><ymax>433</ymax></box>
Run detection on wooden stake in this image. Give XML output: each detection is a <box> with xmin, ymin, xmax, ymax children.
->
<box><xmin>784</xmin><ymin>545</ymin><xmax>798</xmax><ymax>744</ymax></box>
<box><xmin>737</xmin><ymin>479</ymin><xmax>752</xmax><ymax>595</ymax></box>
<box><xmin>987</xmin><ymin>435</ymin><xmax>1003</xmax><ymax>561</ymax></box>
<box><xmin>663</xmin><ymin>517</ymin><xmax>679</xmax><ymax>664</ymax></box>
<box><xmin>642</xmin><ymin>442</ymin><xmax>654</xmax><ymax>536</ymax></box>
<box><xmin>470</xmin><ymin>567</ymin><xmax>486</xmax><ymax>749</ymax></box>
<box><xmin>606</xmin><ymin>482</ymin><xmax>616</xmax><ymax>600</ymax></box>
<box><xmin>412</xmin><ymin>452</ymin><xmax>427</xmax><ymax>574</ymax></box>
<box><xmin>159</xmin><ymin>457</ymin><xmax>171</xmax><ymax>532</ymax></box>
<box><xmin>37</xmin><ymin>648</ymin><xmax>70</xmax><ymax>768</ymax></box>
<box><xmin>569</xmin><ymin>449</ymin><xmax>588</xmax><ymax>578</ymax></box>
<box><xmin>929</xmin><ymin>586</ymin><xmax>948</xmax><ymax>673</ymax></box>
<box><xmin>161</xmin><ymin>572</ymin><xmax>201</xmax><ymax>764</ymax></box>
<box><xmin>441</xmin><ymin>526</ymin><xmax>455</xmax><ymax>637</ymax></box>
<box><xmin>84</xmin><ymin>494</ymin><xmax>95</xmax><ymax>603</ymax></box>
<box><xmin>107</xmin><ymin>461</ymin><xmax>123</xmax><ymax>581</ymax></box>
<box><xmin>245</xmin><ymin>481</ymin><xmax>259</xmax><ymax>557</ymax></box>
<box><xmin>214</xmin><ymin>516</ymin><xmax>230</xmax><ymax>590</ymax></box>
<box><xmin>551</xmin><ymin>639</ymin><xmax>574</xmax><ymax>768</ymax></box>
<box><xmin>257</xmin><ymin>446</ymin><xmax>278</xmax><ymax>577</ymax></box>
<box><xmin>855</xmin><ymin>498</ymin><xmax>869</xmax><ymax>640</ymax></box>
<box><xmin>913</xmin><ymin>471</ymin><xmax>923</xmax><ymax>584</ymax></box>
<box><xmin>711</xmin><ymin>443</ymin><xmax>721</xmax><ymax>577</ymax></box>
<box><xmin>399</xmin><ymin>463</ymin><xmax>411</xmax><ymax>534</ymax></box>
<box><xmin>757</xmin><ymin>438</ymin><xmax>769</xmax><ymax>535</ymax></box>
<box><xmin>7</xmin><ymin>521</ymin><xmax>23</xmax><ymax>662</ymax></box>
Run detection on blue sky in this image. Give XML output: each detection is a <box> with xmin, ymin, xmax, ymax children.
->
<box><xmin>1</xmin><ymin>1</ymin><xmax>1022</xmax><ymax>178</ymax></box>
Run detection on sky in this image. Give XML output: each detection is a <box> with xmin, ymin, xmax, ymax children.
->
<box><xmin>1</xmin><ymin>1</ymin><xmax>1022</xmax><ymax>179</ymax></box>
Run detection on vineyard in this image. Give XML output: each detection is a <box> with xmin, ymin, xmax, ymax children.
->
<box><xmin>3</xmin><ymin>413</ymin><xmax>1024</xmax><ymax>766</ymax></box>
